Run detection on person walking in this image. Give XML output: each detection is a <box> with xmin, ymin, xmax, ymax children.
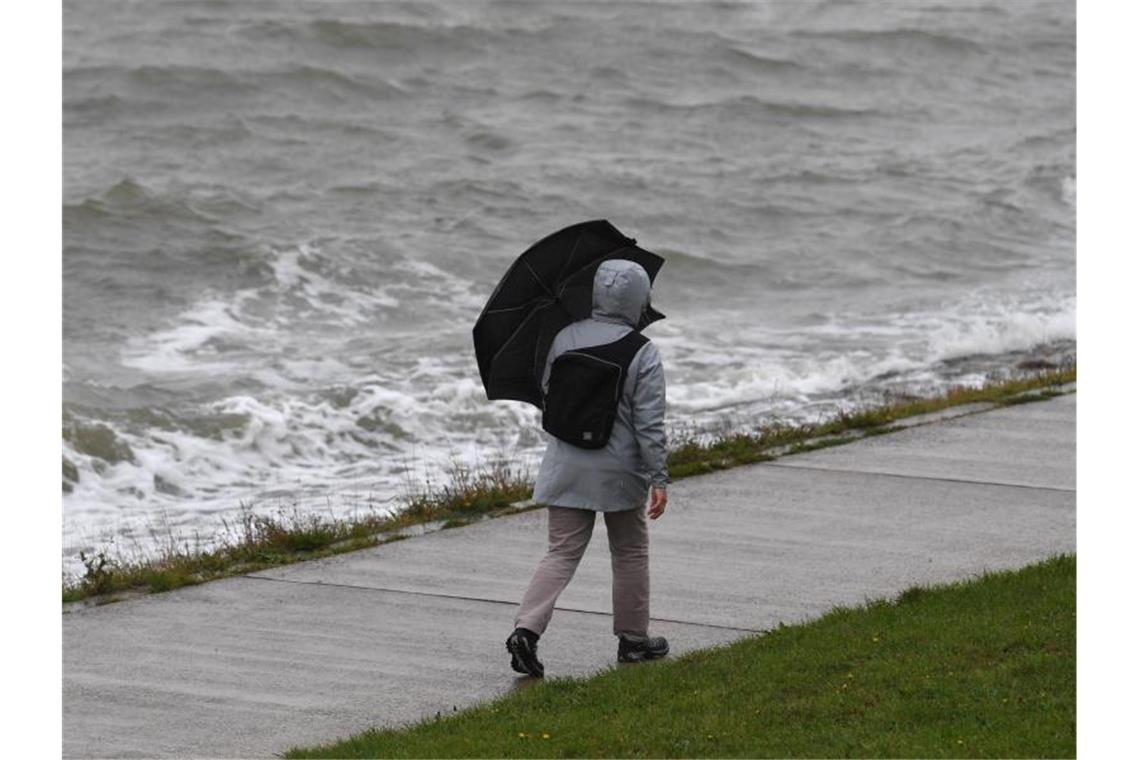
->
<box><xmin>506</xmin><ymin>258</ymin><xmax>671</xmax><ymax>678</ymax></box>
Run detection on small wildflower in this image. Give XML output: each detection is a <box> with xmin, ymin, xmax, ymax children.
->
<box><xmin>517</xmin><ymin>732</ymin><xmax>526</xmax><ymax>738</ymax></box>
<box><xmin>542</xmin><ymin>733</ymin><xmax>551</xmax><ymax>740</ymax></box>
<box><xmin>872</xmin><ymin>636</ymin><xmax>880</xmax><ymax>642</ymax></box>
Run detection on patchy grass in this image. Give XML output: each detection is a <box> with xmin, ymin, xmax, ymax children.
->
<box><xmin>666</xmin><ymin>431</ymin><xmax>779</xmax><ymax>478</ymax></box>
<box><xmin>286</xmin><ymin>555</ymin><xmax>1076</xmax><ymax>759</ymax></box>
<box><xmin>62</xmin><ymin>459</ymin><xmax>533</xmax><ymax>604</ymax></box>
<box><xmin>788</xmin><ymin>434</ymin><xmax>860</xmax><ymax>455</ymax></box>
<box><xmin>666</xmin><ymin>366</ymin><xmax>1074</xmax><ymax>478</ymax></box>
<box><xmin>62</xmin><ymin>366</ymin><xmax>1074</xmax><ymax>604</ymax></box>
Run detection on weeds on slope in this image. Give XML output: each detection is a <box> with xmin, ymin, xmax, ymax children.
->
<box><xmin>63</xmin><ymin>458</ymin><xmax>533</xmax><ymax>603</ymax></box>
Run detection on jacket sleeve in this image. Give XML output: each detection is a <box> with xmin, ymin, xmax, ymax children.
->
<box><xmin>630</xmin><ymin>341</ymin><xmax>671</xmax><ymax>487</ymax></box>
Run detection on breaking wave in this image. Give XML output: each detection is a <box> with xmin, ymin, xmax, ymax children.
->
<box><xmin>62</xmin><ymin>0</ymin><xmax>1075</xmax><ymax>574</ymax></box>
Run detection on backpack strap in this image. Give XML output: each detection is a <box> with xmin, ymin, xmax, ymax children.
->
<box><xmin>573</xmin><ymin>329</ymin><xmax>649</xmax><ymax>370</ymax></box>
<box><xmin>569</xmin><ymin>329</ymin><xmax>649</xmax><ymax>399</ymax></box>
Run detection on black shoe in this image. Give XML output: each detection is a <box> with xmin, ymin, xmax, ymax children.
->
<box><xmin>617</xmin><ymin>635</ymin><xmax>670</xmax><ymax>663</ymax></box>
<box><xmin>506</xmin><ymin>627</ymin><xmax>544</xmax><ymax>678</ymax></box>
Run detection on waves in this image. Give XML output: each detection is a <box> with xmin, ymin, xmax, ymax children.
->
<box><xmin>722</xmin><ymin>47</ymin><xmax>805</xmax><ymax>74</ymax></box>
<box><xmin>621</xmin><ymin>93</ymin><xmax>884</xmax><ymax>120</ymax></box>
<box><xmin>65</xmin><ymin>177</ymin><xmax>260</xmax><ymax>225</ymax></box>
<box><xmin>62</xmin><ymin>0</ymin><xmax>1076</xmax><ymax>573</ymax></box>
<box><xmin>63</xmin><ymin>263</ymin><xmax>1075</xmax><ymax>572</ymax></box>
<box><xmin>662</xmin><ymin>289</ymin><xmax>1075</xmax><ymax>421</ymax></box>
<box><xmin>62</xmin><ymin>285</ymin><xmax>1076</xmax><ymax>563</ymax></box>
<box><xmin>69</xmin><ymin>60</ymin><xmax>887</xmax><ymax>127</ymax></box>
<box><xmin>793</xmin><ymin>27</ymin><xmax>987</xmax><ymax>54</ymax></box>
<box><xmin>65</xmin><ymin>62</ymin><xmax>410</xmax><ymax>115</ymax></box>
<box><xmin>234</xmin><ymin>17</ymin><xmax>503</xmax><ymax>54</ymax></box>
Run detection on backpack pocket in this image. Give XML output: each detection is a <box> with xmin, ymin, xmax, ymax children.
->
<box><xmin>542</xmin><ymin>352</ymin><xmax>623</xmax><ymax>449</ymax></box>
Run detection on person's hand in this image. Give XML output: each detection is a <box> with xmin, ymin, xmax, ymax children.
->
<box><xmin>648</xmin><ymin>486</ymin><xmax>668</xmax><ymax>520</ymax></box>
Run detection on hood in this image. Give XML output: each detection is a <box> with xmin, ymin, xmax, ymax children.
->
<box><xmin>592</xmin><ymin>259</ymin><xmax>652</xmax><ymax>327</ymax></box>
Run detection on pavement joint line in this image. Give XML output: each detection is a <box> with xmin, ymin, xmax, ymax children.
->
<box><xmin>762</xmin><ymin>461</ymin><xmax>1076</xmax><ymax>494</ymax></box>
<box><xmin>240</xmin><ymin>574</ymin><xmax>767</xmax><ymax>635</ymax></box>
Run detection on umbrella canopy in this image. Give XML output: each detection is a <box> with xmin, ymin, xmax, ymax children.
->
<box><xmin>473</xmin><ymin>219</ymin><xmax>665</xmax><ymax>409</ymax></box>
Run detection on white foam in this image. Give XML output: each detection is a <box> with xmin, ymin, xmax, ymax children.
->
<box><xmin>659</xmin><ymin>284</ymin><xmax>1075</xmax><ymax>425</ymax></box>
<box><xmin>270</xmin><ymin>244</ymin><xmax>402</xmax><ymax>323</ymax></box>
<box><xmin>64</xmin><ymin>342</ymin><xmax>547</xmax><ymax>576</ymax></box>
<box><xmin>926</xmin><ymin>301</ymin><xmax>1075</xmax><ymax>361</ymax></box>
<box><xmin>1062</xmin><ymin>175</ymin><xmax>1076</xmax><ymax>207</ymax></box>
<box><xmin>122</xmin><ymin>243</ymin><xmax>405</xmax><ymax>378</ymax></box>
<box><xmin>121</xmin><ymin>297</ymin><xmax>277</xmax><ymax>374</ymax></box>
<box><xmin>70</xmin><ymin>264</ymin><xmax>1076</xmax><ymax>577</ymax></box>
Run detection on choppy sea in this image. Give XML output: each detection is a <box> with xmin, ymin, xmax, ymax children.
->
<box><xmin>63</xmin><ymin>0</ymin><xmax>1075</xmax><ymax>576</ymax></box>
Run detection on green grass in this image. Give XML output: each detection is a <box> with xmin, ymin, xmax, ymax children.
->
<box><xmin>287</xmin><ymin>554</ymin><xmax>1075</xmax><ymax>759</ymax></box>
<box><xmin>63</xmin><ymin>366</ymin><xmax>1074</xmax><ymax>604</ymax></box>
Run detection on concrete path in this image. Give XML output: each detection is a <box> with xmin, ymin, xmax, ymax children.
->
<box><xmin>63</xmin><ymin>393</ymin><xmax>1075</xmax><ymax>759</ymax></box>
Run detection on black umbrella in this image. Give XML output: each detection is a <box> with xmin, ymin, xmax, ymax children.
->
<box><xmin>473</xmin><ymin>219</ymin><xmax>666</xmax><ymax>409</ymax></box>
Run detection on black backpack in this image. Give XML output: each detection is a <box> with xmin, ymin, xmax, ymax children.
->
<box><xmin>541</xmin><ymin>330</ymin><xmax>649</xmax><ymax>449</ymax></box>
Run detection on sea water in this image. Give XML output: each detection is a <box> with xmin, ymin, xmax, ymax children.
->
<box><xmin>63</xmin><ymin>0</ymin><xmax>1075</xmax><ymax>575</ymax></box>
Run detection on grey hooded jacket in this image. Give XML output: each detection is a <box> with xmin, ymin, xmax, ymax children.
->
<box><xmin>532</xmin><ymin>259</ymin><xmax>670</xmax><ymax>512</ymax></box>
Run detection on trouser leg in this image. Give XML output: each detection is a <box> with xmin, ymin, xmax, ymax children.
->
<box><xmin>604</xmin><ymin>506</ymin><xmax>649</xmax><ymax>642</ymax></box>
<box><xmin>514</xmin><ymin>506</ymin><xmax>595</xmax><ymax>635</ymax></box>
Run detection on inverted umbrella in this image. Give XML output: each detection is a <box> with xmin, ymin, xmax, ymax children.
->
<box><xmin>473</xmin><ymin>219</ymin><xmax>665</xmax><ymax>409</ymax></box>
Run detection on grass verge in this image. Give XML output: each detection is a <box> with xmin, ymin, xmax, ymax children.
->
<box><xmin>666</xmin><ymin>366</ymin><xmax>1074</xmax><ymax>478</ymax></box>
<box><xmin>286</xmin><ymin>554</ymin><xmax>1075</xmax><ymax>759</ymax></box>
<box><xmin>62</xmin><ymin>460</ymin><xmax>533</xmax><ymax>603</ymax></box>
<box><xmin>62</xmin><ymin>366</ymin><xmax>1074</xmax><ymax>604</ymax></box>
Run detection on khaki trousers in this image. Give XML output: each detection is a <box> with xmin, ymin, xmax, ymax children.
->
<box><xmin>514</xmin><ymin>505</ymin><xmax>649</xmax><ymax>642</ymax></box>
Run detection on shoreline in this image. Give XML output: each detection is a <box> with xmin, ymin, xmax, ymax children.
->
<box><xmin>62</xmin><ymin>364</ymin><xmax>1074</xmax><ymax>606</ymax></box>
<box><xmin>63</xmin><ymin>387</ymin><xmax>1076</xmax><ymax>757</ymax></box>
<box><xmin>61</xmin><ymin>339</ymin><xmax>1077</xmax><ymax>563</ymax></box>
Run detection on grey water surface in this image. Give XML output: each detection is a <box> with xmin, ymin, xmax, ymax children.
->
<box><xmin>63</xmin><ymin>0</ymin><xmax>1074</xmax><ymax>573</ymax></box>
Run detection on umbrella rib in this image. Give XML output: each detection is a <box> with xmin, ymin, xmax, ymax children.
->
<box><xmin>482</xmin><ymin>303</ymin><xmax>532</xmax><ymax>315</ymax></box>
<box><xmin>521</xmin><ymin>258</ymin><xmax>556</xmax><ymax>300</ymax></box>
<box><xmin>554</xmin><ymin>232</ymin><xmax>585</xmax><ymax>285</ymax></box>
<box><xmin>554</xmin><ymin>251</ymin><xmax>619</xmax><ymax>298</ymax></box>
